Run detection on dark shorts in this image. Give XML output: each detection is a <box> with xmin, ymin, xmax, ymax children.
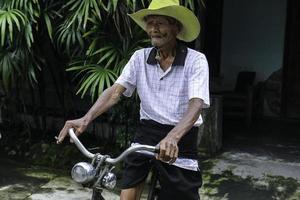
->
<box><xmin>121</xmin><ymin>120</ymin><xmax>202</xmax><ymax>200</ymax></box>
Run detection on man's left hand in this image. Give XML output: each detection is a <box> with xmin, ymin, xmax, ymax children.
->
<box><xmin>157</xmin><ymin>135</ymin><xmax>178</xmax><ymax>164</ymax></box>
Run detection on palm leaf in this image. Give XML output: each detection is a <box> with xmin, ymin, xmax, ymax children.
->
<box><xmin>111</xmin><ymin>0</ymin><xmax>119</xmax><ymax>12</ymax></box>
<box><xmin>78</xmin><ymin>72</ymin><xmax>98</xmax><ymax>97</ymax></box>
<box><xmin>67</xmin><ymin>63</ymin><xmax>117</xmax><ymax>100</ymax></box>
<box><xmin>64</xmin><ymin>0</ymin><xmax>102</xmax><ymax>30</ymax></box>
<box><xmin>90</xmin><ymin>75</ymin><xmax>101</xmax><ymax>100</ymax></box>
<box><xmin>6</xmin><ymin>12</ymin><xmax>13</xmax><ymax>42</ymax></box>
<box><xmin>0</xmin><ymin>9</ymin><xmax>30</xmax><ymax>46</ymax></box>
<box><xmin>44</xmin><ymin>13</ymin><xmax>53</xmax><ymax>40</ymax></box>
<box><xmin>0</xmin><ymin>49</ymin><xmax>20</xmax><ymax>90</ymax></box>
<box><xmin>0</xmin><ymin>14</ymin><xmax>7</xmax><ymax>46</ymax></box>
<box><xmin>55</xmin><ymin>22</ymin><xmax>84</xmax><ymax>55</ymax></box>
<box><xmin>97</xmin><ymin>48</ymin><xmax>116</xmax><ymax>64</ymax></box>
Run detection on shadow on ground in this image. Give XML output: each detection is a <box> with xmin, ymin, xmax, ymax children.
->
<box><xmin>199</xmin><ymin>118</ymin><xmax>300</xmax><ymax>200</ymax></box>
<box><xmin>0</xmin><ymin>159</ymin><xmax>55</xmax><ymax>199</ymax></box>
<box><xmin>201</xmin><ymin>161</ymin><xmax>300</xmax><ymax>200</ymax></box>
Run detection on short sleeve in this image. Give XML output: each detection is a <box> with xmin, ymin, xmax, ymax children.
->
<box><xmin>115</xmin><ymin>52</ymin><xmax>137</xmax><ymax>97</ymax></box>
<box><xmin>187</xmin><ymin>54</ymin><xmax>210</xmax><ymax>108</ymax></box>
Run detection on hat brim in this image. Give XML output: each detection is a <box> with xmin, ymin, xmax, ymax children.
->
<box><xmin>128</xmin><ymin>6</ymin><xmax>200</xmax><ymax>42</ymax></box>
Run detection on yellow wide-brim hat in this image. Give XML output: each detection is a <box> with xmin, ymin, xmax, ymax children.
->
<box><xmin>128</xmin><ymin>0</ymin><xmax>200</xmax><ymax>42</ymax></box>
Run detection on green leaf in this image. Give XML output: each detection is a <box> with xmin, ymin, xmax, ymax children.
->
<box><xmin>98</xmin><ymin>74</ymin><xmax>105</xmax><ymax>96</ymax></box>
<box><xmin>92</xmin><ymin>0</ymin><xmax>102</xmax><ymax>20</ymax></box>
<box><xmin>76</xmin><ymin>31</ymin><xmax>84</xmax><ymax>47</ymax></box>
<box><xmin>44</xmin><ymin>13</ymin><xmax>53</xmax><ymax>40</ymax></box>
<box><xmin>83</xmin><ymin>1</ymin><xmax>89</xmax><ymax>29</ymax></box>
<box><xmin>104</xmin><ymin>51</ymin><xmax>117</xmax><ymax>68</ymax></box>
<box><xmin>79</xmin><ymin>72</ymin><xmax>98</xmax><ymax>97</ymax></box>
<box><xmin>25</xmin><ymin>24</ymin><xmax>33</xmax><ymax>47</ymax></box>
<box><xmin>66</xmin><ymin>33</ymin><xmax>72</xmax><ymax>54</ymax></box>
<box><xmin>92</xmin><ymin>46</ymin><xmax>112</xmax><ymax>56</ymax></box>
<box><xmin>1</xmin><ymin>15</ymin><xmax>6</xmax><ymax>46</ymax></box>
<box><xmin>7</xmin><ymin>12</ymin><xmax>13</xmax><ymax>43</ymax></box>
<box><xmin>112</xmin><ymin>0</ymin><xmax>119</xmax><ymax>11</ymax></box>
<box><xmin>68</xmin><ymin>0</ymin><xmax>81</xmax><ymax>11</ymax></box>
<box><xmin>98</xmin><ymin>48</ymin><xmax>115</xmax><ymax>64</ymax></box>
<box><xmin>11</xmin><ymin>10</ymin><xmax>26</xmax><ymax>25</ymax></box>
<box><xmin>9</xmin><ymin>12</ymin><xmax>21</xmax><ymax>31</ymax></box>
<box><xmin>90</xmin><ymin>75</ymin><xmax>101</xmax><ymax>100</ymax></box>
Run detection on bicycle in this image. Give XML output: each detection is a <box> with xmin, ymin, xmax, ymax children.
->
<box><xmin>67</xmin><ymin>128</ymin><xmax>160</xmax><ymax>200</ymax></box>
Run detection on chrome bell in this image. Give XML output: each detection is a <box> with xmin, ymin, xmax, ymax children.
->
<box><xmin>102</xmin><ymin>172</ymin><xmax>117</xmax><ymax>189</ymax></box>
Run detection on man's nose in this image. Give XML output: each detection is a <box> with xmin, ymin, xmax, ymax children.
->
<box><xmin>150</xmin><ymin>23</ymin><xmax>159</xmax><ymax>32</ymax></box>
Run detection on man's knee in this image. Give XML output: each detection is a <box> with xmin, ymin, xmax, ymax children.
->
<box><xmin>120</xmin><ymin>182</ymin><xmax>145</xmax><ymax>200</ymax></box>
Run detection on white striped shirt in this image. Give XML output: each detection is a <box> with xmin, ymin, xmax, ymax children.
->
<box><xmin>116</xmin><ymin>44</ymin><xmax>210</xmax><ymax>126</ymax></box>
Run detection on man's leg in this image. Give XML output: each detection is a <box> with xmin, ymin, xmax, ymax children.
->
<box><xmin>120</xmin><ymin>152</ymin><xmax>151</xmax><ymax>200</ymax></box>
<box><xmin>120</xmin><ymin>181</ymin><xmax>145</xmax><ymax>200</ymax></box>
<box><xmin>154</xmin><ymin>161</ymin><xmax>202</xmax><ymax>200</ymax></box>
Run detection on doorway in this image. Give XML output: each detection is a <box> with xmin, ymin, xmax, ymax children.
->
<box><xmin>281</xmin><ymin>0</ymin><xmax>300</xmax><ymax>119</ymax></box>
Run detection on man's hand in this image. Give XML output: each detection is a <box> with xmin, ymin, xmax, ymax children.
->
<box><xmin>56</xmin><ymin>117</ymin><xmax>89</xmax><ymax>144</ymax></box>
<box><xmin>157</xmin><ymin>135</ymin><xmax>179</xmax><ymax>164</ymax></box>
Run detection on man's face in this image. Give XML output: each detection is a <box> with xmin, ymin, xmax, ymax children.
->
<box><xmin>145</xmin><ymin>15</ymin><xmax>179</xmax><ymax>48</ymax></box>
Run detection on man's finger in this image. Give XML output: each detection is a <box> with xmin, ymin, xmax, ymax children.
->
<box><xmin>169</xmin><ymin>147</ymin><xmax>178</xmax><ymax>164</ymax></box>
<box><xmin>159</xmin><ymin>143</ymin><xmax>166</xmax><ymax>160</ymax></box>
<box><xmin>165</xmin><ymin>142</ymin><xmax>172</xmax><ymax>158</ymax></box>
<box><xmin>56</xmin><ymin>129</ymin><xmax>65</xmax><ymax>144</ymax></box>
<box><xmin>75</xmin><ymin>128</ymin><xmax>82</xmax><ymax>136</ymax></box>
<box><xmin>57</xmin><ymin>124</ymin><xmax>69</xmax><ymax>144</ymax></box>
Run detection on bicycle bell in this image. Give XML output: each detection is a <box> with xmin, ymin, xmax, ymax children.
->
<box><xmin>102</xmin><ymin>172</ymin><xmax>117</xmax><ymax>189</ymax></box>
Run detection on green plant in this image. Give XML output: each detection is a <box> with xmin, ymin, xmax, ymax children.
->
<box><xmin>0</xmin><ymin>0</ymin><xmax>205</xmax><ymax>152</ymax></box>
<box><xmin>67</xmin><ymin>26</ymin><xmax>149</xmax><ymax>100</ymax></box>
<box><xmin>67</xmin><ymin>63</ymin><xmax>117</xmax><ymax>100</ymax></box>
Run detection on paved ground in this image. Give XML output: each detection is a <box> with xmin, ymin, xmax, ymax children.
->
<box><xmin>1</xmin><ymin>141</ymin><xmax>300</xmax><ymax>200</ymax></box>
<box><xmin>0</xmin><ymin>158</ymin><xmax>120</xmax><ymax>200</ymax></box>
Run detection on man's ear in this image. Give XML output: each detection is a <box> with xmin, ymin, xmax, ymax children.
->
<box><xmin>174</xmin><ymin>23</ymin><xmax>182</xmax><ymax>36</ymax></box>
<box><xmin>174</xmin><ymin>26</ymin><xmax>181</xmax><ymax>37</ymax></box>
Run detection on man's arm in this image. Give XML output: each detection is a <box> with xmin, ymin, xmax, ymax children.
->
<box><xmin>157</xmin><ymin>98</ymin><xmax>203</xmax><ymax>162</ymax></box>
<box><xmin>84</xmin><ymin>83</ymin><xmax>126</xmax><ymax>123</ymax></box>
<box><xmin>56</xmin><ymin>83</ymin><xmax>126</xmax><ymax>143</ymax></box>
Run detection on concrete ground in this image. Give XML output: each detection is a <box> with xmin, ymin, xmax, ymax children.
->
<box><xmin>1</xmin><ymin>145</ymin><xmax>300</xmax><ymax>200</ymax></box>
<box><xmin>1</xmin><ymin>118</ymin><xmax>300</xmax><ymax>199</ymax></box>
<box><xmin>0</xmin><ymin>158</ymin><xmax>120</xmax><ymax>200</ymax></box>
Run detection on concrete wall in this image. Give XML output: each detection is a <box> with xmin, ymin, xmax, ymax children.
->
<box><xmin>220</xmin><ymin>0</ymin><xmax>287</xmax><ymax>90</ymax></box>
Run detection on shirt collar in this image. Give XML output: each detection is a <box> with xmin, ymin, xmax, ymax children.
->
<box><xmin>146</xmin><ymin>43</ymin><xmax>188</xmax><ymax>66</ymax></box>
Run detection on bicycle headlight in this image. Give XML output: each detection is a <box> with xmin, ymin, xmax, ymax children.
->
<box><xmin>71</xmin><ymin>162</ymin><xmax>96</xmax><ymax>184</ymax></box>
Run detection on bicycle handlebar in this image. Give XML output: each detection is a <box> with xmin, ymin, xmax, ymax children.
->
<box><xmin>68</xmin><ymin>128</ymin><xmax>159</xmax><ymax>165</ymax></box>
<box><xmin>68</xmin><ymin>128</ymin><xmax>95</xmax><ymax>159</ymax></box>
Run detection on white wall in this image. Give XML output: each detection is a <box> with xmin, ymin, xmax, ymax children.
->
<box><xmin>220</xmin><ymin>0</ymin><xmax>287</xmax><ymax>90</ymax></box>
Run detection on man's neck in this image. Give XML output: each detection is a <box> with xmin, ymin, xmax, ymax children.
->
<box><xmin>155</xmin><ymin>41</ymin><xmax>177</xmax><ymax>71</ymax></box>
<box><xmin>157</xmin><ymin>41</ymin><xmax>177</xmax><ymax>60</ymax></box>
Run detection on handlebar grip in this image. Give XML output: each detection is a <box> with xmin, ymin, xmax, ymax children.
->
<box><xmin>154</xmin><ymin>146</ymin><xmax>160</xmax><ymax>154</ymax></box>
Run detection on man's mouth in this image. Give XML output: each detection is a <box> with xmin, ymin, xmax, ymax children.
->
<box><xmin>151</xmin><ymin>35</ymin><xmax>162</xmax><ymax>39</ymax></box>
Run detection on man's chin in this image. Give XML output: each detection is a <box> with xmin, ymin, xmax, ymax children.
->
<box><xmin>151</xmin><ymin>40</ymin><xmax>162</xmax><ymax>48</ymax></box>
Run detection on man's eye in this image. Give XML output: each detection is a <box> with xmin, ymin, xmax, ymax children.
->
<box><xmin>147</xmin><ymin>21</ymin><xmax>154</xmax><ymax>26</ymax></box>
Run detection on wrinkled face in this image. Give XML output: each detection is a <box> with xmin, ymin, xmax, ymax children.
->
<box><xmin>145</xmin><ymin>15</ymin><xmax>180</xmax><ymax>48</ymax></box>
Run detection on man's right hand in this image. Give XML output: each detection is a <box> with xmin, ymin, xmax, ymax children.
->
<box><xmin>56</xmin><ymin>117</ymin><xmax>90</xmax><ymax>144</ymax></box>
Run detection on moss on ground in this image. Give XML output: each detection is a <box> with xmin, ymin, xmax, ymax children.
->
<box><xmin>200</xmin><ymin>159</ymin><xmax>300</xmax><ymax>200</ymax></box>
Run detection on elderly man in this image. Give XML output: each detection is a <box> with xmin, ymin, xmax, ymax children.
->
<box><xmin>57</xmin><ymin>0</ymin><xmax>209</xmax><ymax>199</ymax></box>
